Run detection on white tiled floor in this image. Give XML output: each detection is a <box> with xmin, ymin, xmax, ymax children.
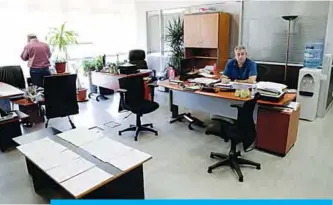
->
<box><xmin>1</xmin><ymin>91</ymin><xmax>333</xmax><ymax>203</ymax></box>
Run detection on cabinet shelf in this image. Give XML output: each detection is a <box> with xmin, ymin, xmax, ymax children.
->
<box><xmin>191</xmin><ymin>56</ymin><xmax>218</xmax><ymax>60</ymax></box>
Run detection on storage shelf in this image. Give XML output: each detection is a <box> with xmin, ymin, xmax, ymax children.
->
<box><xmin>191</xmin><ymin>56</ymin><xmax>218</xmax><ymax>60</ymax></box>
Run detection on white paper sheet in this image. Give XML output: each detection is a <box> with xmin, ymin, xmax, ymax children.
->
<box><xmin>285</xmin><ymin>101</ymin><xmax>299</xmax><ymax>111</ymax></box>
<box><xmin>46</xmin><ymin>157</ymin><xmax>95</xmax><ymax>183</ymax></box>
<box><xmin>106</xmin><ymin>149</ymin><xmax>152</xmax><ymax>171</ymax></box>
<box><xmin>34</xmin><ymin>149</ymin><xmax>81</xmax><ymax>171</ymax></box>
<box><xmin>60</xmin><ymin>167</ymin><xmax>113</xmax><ymax>197</ymax></box>
<box><xmin>17</xmin><ymin>137</ymin><xmax>67</xmax><ymax>161</ymax></box>
<box><xmin>80</xmin><ymin>137</ymin><xmax>133</xmax><ymax>162</ymax></box>
<box><xmin>56</xmin><ymin>127</ymin><xmax>104</xmax><ymax>147</ymax></box>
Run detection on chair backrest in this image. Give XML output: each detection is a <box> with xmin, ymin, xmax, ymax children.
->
<box><xmin>0</xmin><ymin>65</ymin><xmax>26</xmax><ymax>89</ymax></box>
<box><xmin>236</xmin><ymin>94</ymin><xmax>260</xmax><ymax>151</ymax></box>
<box><xmin>118</xmin><ymin>75</ymin><xmax>145</xmax><ymax>107</ymax></box>
<box><xmin>43</xmin><ymin>74</ymin><xmax>79</xmax><ymax>119</ymax></box>
<box><xmin>129</xmin><ymin>50</ymin><xmax>148</xmax><ymax>70</ymax></box>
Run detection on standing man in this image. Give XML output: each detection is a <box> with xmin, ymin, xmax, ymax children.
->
<box><xmin>21</xmin><ymin>34</ymin><xmax>51</xmax><ymax>87</ymax></box>
<box><xmin>221</xmin><ymin>46</ymin><xmax>257</xmax><ymax>84</ymax></box>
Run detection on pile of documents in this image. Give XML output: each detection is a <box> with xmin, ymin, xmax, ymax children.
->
<box><xmin>188</xmin><ymin>77</ymin><xmax>220</xmax><ymax>85</ymax></box>
<box><xmin>256</xmin><ymin>81</ymin><xmax>287</xmax><ymax>97</ymax></box>
<box><xmin>214</xmin><ymin>82</ymin><xmax>233</xmax><ymax>89</ymax></box>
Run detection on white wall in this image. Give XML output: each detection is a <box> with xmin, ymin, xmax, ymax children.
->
<box><xmin>134</xmin><ymin>0</ymin><xmax>226</xmax><ymax>50</ymax></box>
<box><xmin>324</xmin><ymin>1</ymin><xmax>333</xmax><ymax>55</ymax></box>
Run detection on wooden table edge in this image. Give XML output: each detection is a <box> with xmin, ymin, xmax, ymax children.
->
<box><xmin>75</xmin><ymin>156</ymin><xmax>153</xmax><ymax>199</ymax></box>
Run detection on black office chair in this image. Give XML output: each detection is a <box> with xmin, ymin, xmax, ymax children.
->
<box><xmin>43</xmin><ymin>74</ymin><xmax>79</xmax><ymax>129</ymax></box>
<box><xmin>205</xmin><ymin>94</ymin><xmax>261</xmax><ymax>182</ymax></box>
<box><xmin>129</xmin><ymin>49</ymin><xmax>157</xmax><ymax>81</ymax></box>
<box><xmin>118</xmin><ymin>75</ymin><xmax>159</xmax><ymax>141</ymax></box>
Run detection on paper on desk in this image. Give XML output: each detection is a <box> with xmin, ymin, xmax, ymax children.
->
<box><xmin>188</xmin><ymin>78</ymin><xmax>219</xmax><ymax>85</ymax></box>
<box><xmin>60</xmin><ymin>166</ymin><xmax>113</xmax><ymax>197</ymax></box>
<box><xmin>256</xmin><ymin>81</ymin><xmax>287</xmax><ymax>94</ymax></box>
<box><xmin>106</xmin><ymin>149</ymin><xmax>152</xmax><ymax>171</ymax></box>
<box><xmin>46</xmin><ymin>157</ymin><xmax>95</xmax><ymax>183</ymax></box>
<box><xmin>56</xmin><ymin>127</ymin><xmax>104</xmax><ymax>147</ymax></box>
<box><xmin>199</xmin><ymin>73</ymin><xmax>217</xmax><ymax>78</ymax></box>
<box><xmin>80</xmin><ymin>137</ymin><xmax>133</xmax><ymax>162</ymax></box>
<box><xmin>17</xmin><ymin>137</ymin><xmax>67</xmax><ymax>161</ymax></box>
<box><xmin>285</xmin><ymin>101</ymin><xmax>299</xmax><ymax>111</ymax></box>
<box><xmin>34</xmin><ymin>149</ymin><xmax>81</xmax><ymax>171</ymax></box>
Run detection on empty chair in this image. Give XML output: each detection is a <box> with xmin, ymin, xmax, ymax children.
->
<box><xmin>43</xmin><ymin>74</ymin><xmax>79</xmax><ymax>129</ymax></box>
<box><xmin>118</xmin><ymin>75</ymin><xmax>159</xmax><ymax>141</ymax></box>
<box><xmin>205</xmin><ymin>94</ymin><xmax>261</xmax><ymax>182</ymax></box>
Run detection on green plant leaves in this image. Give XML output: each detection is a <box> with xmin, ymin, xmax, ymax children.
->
<box><xmin>164</xmin><ymin>16</ymin><xmax>184</xmax><ymax>74</ymax></box>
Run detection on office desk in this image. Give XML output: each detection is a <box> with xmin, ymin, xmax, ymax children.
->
<box><xmin>16</xmin><ymin>128</ymin><xmax>151</xmax><ymax>200</ymax></box>
<box><xmin>158</xmin><ymin>80</ymin><xmax>296</xmax><ymax>121</ymax></box>
<box><xmin>0</xmin><ymin>110</ymin><xmax>29</xmax><ymax>152</ymax></box>
<box><xmin>0</xmin><ymin>82</ymin><xmax>24</xmax><ymax>99</ymax></box>
<box><xmin>90</xmin><ymin>70</ymin><xmax>152</xmax><ymax>101</ymax></box>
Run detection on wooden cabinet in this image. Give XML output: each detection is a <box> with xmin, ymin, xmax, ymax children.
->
<box><xmin>184</xmin><ymin>12</ymin><xmax>230</xmax><ymax>71</ymax></box>
<box><xmin>256</xmin><ymin>104</ymin><xmax>300</xmax><ymax>157</ymax></box>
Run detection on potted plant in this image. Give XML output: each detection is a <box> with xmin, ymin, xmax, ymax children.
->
<box><xmin>82</xmin><ymin>59</ymin><xmax>97</xmax><ymax>94</ymax></box>
<box><xmin>164</xmin><ymin>16</ymin><xmax>185</xmax><ymax>78</ymax></box>
<box><xmin>48</xmin><ymin>22</ymin><xmax>78</xmax><ymax>73</ymax></box>
<box><xmin>71</xmin><ymin>63</ymin><xmax>88</xmax><ymax>102</ymax></box>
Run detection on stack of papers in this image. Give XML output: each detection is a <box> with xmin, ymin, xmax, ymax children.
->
<box><xmin>188</xmin><ymin>78</ymin><xmax>219</xmax><ymax>85</ymax></box>
<box><xmin>214</xmin><ymin>82</ymin><xmax>232</xmax><ymax>89</ymax></box>
<box><xmin>56</xmin><ymin>128</ymin><xmax>104</xmax><ymax>147</ymax></box>
<box><xmin>80</xmin><ymin>136</ymin><xmax>151</xmax><ymax>171</ymax></box>
<box><xmin>256</xmin><ymin>81</ymin><xmax>287</xmax><ymax>97</ymax></box>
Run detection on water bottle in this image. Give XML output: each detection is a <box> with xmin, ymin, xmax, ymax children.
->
<box><xmin>168</xmin><ymin>67</ymin><xmax>175</xmax><ymax>80</ymax></box>
<box><xmin>304</xmin><ymin>42</ymin><xmax>324</xmax><ymax>68</ymax></box>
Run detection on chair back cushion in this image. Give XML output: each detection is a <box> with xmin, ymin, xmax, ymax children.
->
<box><xmin>129</xmin><ymin>50</ymin><xmax>146</xmax><ymax>61</ymax></box>
<box><xmin>0</xmin><ymin>65</ymin><xmax>26</xmax><ymax>89</ymax></box>
<box><xmin>43</xmin><ymin>74</ymin><xmax>79</xmax><ymax>119</ymax></box>
<box><xmin>118</xmin><ymin>75</ymin><xmax>145</xmax><ymax>109</ymax></box>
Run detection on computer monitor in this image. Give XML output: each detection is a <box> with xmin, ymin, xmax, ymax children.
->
<box><xmin>180</xmin><ymin>59</ymin><xmax>194</xmax><ymax>81</ymax></box>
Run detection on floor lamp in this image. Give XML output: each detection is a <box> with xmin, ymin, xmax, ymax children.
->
<box><xmin>282</xmin><ymin>15</ymin><xmax>298</xmax><ymax>83</ymax></box>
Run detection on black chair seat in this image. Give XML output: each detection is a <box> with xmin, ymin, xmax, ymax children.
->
<box><xmin>206</xmin><ymin>120</ymin><xmax>242</xmax><ymax>142</ymax></box>
<box><xmin>126</xmin><ymin>100</ymin><xmax>159</xmax><ymax>115</ymax></box>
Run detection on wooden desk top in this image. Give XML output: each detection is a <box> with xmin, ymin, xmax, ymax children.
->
<box><xmin>158</xmin><ymin>80</ymin><xmax>296</xmax><ymax>106</ymax></box>
<box><xmin>93</xmin><ymin>69</ymin><xmax>152</xmax><ymax>78</ymax></box>
<box><xmin>0</xmin><ymin>82</ymin><xmax>24</xmax><ymax>99</ymax></box>
<box><xmin>16</xmin><ymin>127</ymin><xmax>152</xmax><ymax>199</ymax></box>
<box><xmin>11</xmin><ymin>98</ymin><xmax>45</xmax><ymax>106</ymax></box>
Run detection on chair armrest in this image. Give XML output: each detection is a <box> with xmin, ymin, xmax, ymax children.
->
<box><xmin>230</xmin><ymin>104</ymin><xmax>243</xmax><ymax>109</ymax></box>
<box><xmin>117</xmin><ymin>89</ymin><xmax>127</xmax><ymax>93</ymax></box>
<box><xmin>148</xmin><ymin>82</ymin><xmax>158</xmax><ymax>88</ymax></box>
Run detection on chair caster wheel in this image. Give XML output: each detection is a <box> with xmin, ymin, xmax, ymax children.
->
<box><xmin>118</xmin><ymin>131</ymin><xmax>122</xmax><ymax>136</ymax></box>
<box><xmin>239</xmin><ymin>177</ymin><xmax>243</xmax><ymax>182</ymax></box>
<box><xmin>207</xmin><ymin>169</ymin><xmax>212</xmax><ymax>174</ymax></box>
<box><xmin>155</xmin><ymin>132</ymin><xmax>158</xmax><ymax>136</ymax></box>
<box><xmin>210</xmin><ymin>153</ymin><xmax>214</xmax><ymax>158</ymax></box>
<box><xmin>256</xmin><ymin>165</ymin><xmax>261</xmax><ymax>170</ymax></box>
<box><xmin>150</xmin><ymin>125</ymin><xmax>154</xmax><ymax>128</ymax></box>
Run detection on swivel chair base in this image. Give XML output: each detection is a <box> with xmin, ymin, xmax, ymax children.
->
<box><xmin>119</xmin><ymin>114</ymin><xmax>158</xmax><ymax>141</ymax></box>
<box><xmin>45</xmin><ymin>116</ymin><xmax>76</xmax><ymax>129</ymax></box>
<box><xmin>208</xmin><ymin>148</ymin><xmax>261</xmax><ymax>182</ymax></box>
<box><xmin>170</xmin><ymin>113</ymin><xmax>205</xmax><ymax>130</ymax></box>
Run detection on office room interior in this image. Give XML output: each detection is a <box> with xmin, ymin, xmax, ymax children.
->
<box><xmin>0</xmin><ymin>0</ymin><xmax>333</xmax><ymax>202</ymax></box>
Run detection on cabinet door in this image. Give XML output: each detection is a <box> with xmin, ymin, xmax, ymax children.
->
<box><xmin>200</xmin><ymin>13</ymin><xmax>219</xmax><ymax>48</ymax></box>
<box><xmin>184</xmin><ymin>15</ymin><xmax>201</xmax><ymax>47</ymax></box>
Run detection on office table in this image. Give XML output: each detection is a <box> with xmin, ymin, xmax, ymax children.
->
<box><xmin>16</xmin><ymin>128</ymin><xmax>152</xmax><ymax>200</ymax></box>
<box><xmin>0</xmin><ymin>110</ymin><xmax>29</xmax><ymax>152</ymax></box>
<box><xmin>158</xmin><ymin>80</ymin><xmax>296</xmax><ymax>121</ymax></box>
<box><xmin>0</xmin><ymin>82</ymin><xmax>24</xmax><ymax>99</ymax></box>
<box><xmin>90</xmin><ymin>70</ymin><xmax>152</xmax><ymax>101</ymax></box>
